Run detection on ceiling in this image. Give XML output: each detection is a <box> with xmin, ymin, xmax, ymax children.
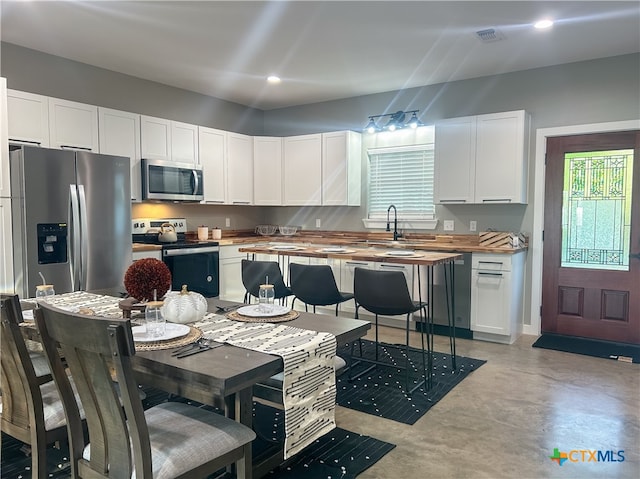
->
<box><xmin>1</xmin><ymin>1</ymin><xmax>639</xmax><ymax>110</ymax></box>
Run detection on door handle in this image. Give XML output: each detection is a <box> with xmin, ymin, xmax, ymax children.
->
<box><xmin>630</xmin><ymin>253</ymin><xmax>640</xmax><ymax>260</ymax></box>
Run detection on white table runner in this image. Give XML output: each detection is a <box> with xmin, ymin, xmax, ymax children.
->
<box><xmin>37</xmin><ymin>292</ymin><xmax>337</xmax><ymax>459</ymax></box>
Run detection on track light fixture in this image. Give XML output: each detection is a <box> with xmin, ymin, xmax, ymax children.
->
<box><xmin>363</xmin><ymin>110</ymin><xmax>423</xmax><ymax>133</ymax></box>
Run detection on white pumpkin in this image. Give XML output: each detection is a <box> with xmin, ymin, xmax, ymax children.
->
<box><xmin>161</xmin><ymin>285</ymin><xmax>207</xmax><ymax>324</ymax></box>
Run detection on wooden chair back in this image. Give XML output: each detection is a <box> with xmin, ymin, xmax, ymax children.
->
<box><xmin>0</xmin><ymin>294</ymin><xmax>67</xmax><ymax>479</ymax></box>
<box><xmin>34</xmin><ymin>302</ymin><xmax>150</xmax><ymax>478</ymax></box>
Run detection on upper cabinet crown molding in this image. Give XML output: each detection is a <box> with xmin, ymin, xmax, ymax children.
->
<box><xmin>98</xmin><ymin>107</ymin><xmax>142</xmax><ymax>202</ymax></box>
<box><xmin>434</xmin><ymin>110</ymin><xmax>529</xmax><ymax>204</ymax></box>
<box><xmin>7</xmin><ymin>89</ymin><xmax>50</xmax><ymax>148</ymax></box>
<box><xmin>48</xmin><ymin>97</ymin><xmax>99</xmax><ymax>151</ymax></box>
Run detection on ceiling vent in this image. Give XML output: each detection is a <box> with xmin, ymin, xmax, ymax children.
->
<box><xmin>475</xmin><ymin>28</ymin><xmax>505</xmax><ymax>43</ymax></box>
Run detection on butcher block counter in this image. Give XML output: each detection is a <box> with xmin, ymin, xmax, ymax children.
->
<box><xmin>238</xmin><ymin>244</ymin><xmax>463</xmax><ymax>266</ymax></box>
<box><xmin>198</xmin><ymin>230</ymin><xmax>527</xmax><ymax>254</ymax></box>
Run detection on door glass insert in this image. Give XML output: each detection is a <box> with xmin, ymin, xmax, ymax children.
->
<box><xmin>561</xmin><ymin>149</ymin><xmax>634</xmax><ymax>270</ymax></box>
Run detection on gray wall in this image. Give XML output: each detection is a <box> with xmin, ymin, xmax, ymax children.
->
<box><xmin>0</xmin><ymin>42</ymin><xmax>264</xmax><ymax>135</ymax></box>
<box><xmin>2</xmin><ymin>41</ymin><xmax>639</xmax><ymax>328</ymax></box>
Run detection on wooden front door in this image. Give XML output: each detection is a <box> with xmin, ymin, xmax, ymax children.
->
<box><xmin>542</xmin><ymin>131</ymin><xmax>640</xmax><ymax>344</ymax></box>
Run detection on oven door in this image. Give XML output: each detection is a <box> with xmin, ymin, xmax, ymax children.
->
<box><xmin>162</xmin><ymin>245</ymin><xmax>219</xmax><ymax>297</ymax></box>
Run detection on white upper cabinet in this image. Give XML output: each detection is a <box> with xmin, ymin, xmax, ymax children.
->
<box><xmin>140</xmin><ymin>115</ymin><xmax>171</xmax><ymax>161</ymax></box>
<box><xmin>283</xmin><ymin>134</ymin><xmax>322</xmax><ymax>206</ymax></box>
<box><xmin>1</xmin><ymin>79</ymin><xmax>10</xmax><ymax>198</ymax></box>
<box><xmin>434</xmin><ymin>115</ymin><xmax>476</xmax><ymax>204</ymax></box>
<box><xmin>171</xmin><ymin>121</ymin><xmax>198</xmax><ymax>164</ymax></box>
<box><xmin>48</xmin><ymin>97</ymin><xmax>99</xmax><ymax>151</ymax></box>
<box><xmin>475</xmin><ymin>111</ymin><xmax>529</xmax><ymax>203</ymax></box>
<box><xmin>7</xmin><ymin>89</ymin><xmax>50</xmax><ymax>148</ymax></box>
<box><xmin>434</xmin><ymin>110</ymin><xmax>529</xmax><ymax>204</ymax></box>
<box><xmin>98</xmin><ymin>107</ymin><xmax>142</xmax><ymax>201</ymax></box>
<box><xmin>253</xmin><ymin>136</ymin><xmax>283</xmax><ymax>206</ymax></box>
<box><xmin>322</xmin><ymin>130</ymin><xmax>362</xmax><ymax>206</ymax></box>
<box><xmin>198</xmin><ymin>126</ymin><xmax>226</xmax><ymax>204</ymax></box>
<box><xmin>141</xmin><ymin>116</ymin><xmax>198</xmax><ymax>164</ymax></box>
<box><xmin>226</xmin><ymin>132</ymin><xmax>253</xmax><ymax>205</ymax></box>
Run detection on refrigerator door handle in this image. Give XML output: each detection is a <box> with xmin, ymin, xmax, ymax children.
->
<box><xmin>69</xmin><ymin>184</ymin><xmax>81</xmax><ymax>291</ymax></box>
<box><xmin>78</xmin><ymin>185</ymin><xmax>89</xmax><ymax>291</ymax></box>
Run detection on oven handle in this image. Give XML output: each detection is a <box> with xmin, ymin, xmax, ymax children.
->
<box><xmin>163</xmin><ymin>246</ymin><xmax>220</xmax><ymax>256</ymax></box>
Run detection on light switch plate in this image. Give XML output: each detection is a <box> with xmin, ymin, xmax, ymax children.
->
<box><xmin>470</xmin><ymin>220</ymin><xmax>477</xmax><ymax>232</ymax></box>
<box><xmin>444</xmin><ymin>220</ymin><xmax>454</xmax><ymax>231</ymax></box>
<box><xmin>315</xmin><ymin>218</ymin><xmax>321</xmax><ymax>228</ymax></box>
<box><xmin>225</xmin><ymin>218</ymin><xmax>231</xmax><ymax>227</ymax></box>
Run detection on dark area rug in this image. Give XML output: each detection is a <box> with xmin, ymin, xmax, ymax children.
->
<box><xmin>337</xmin><ymin>339</ymin><xmax>486</xmax><ymax>425</ymax></box>
<box><xmin>1</xmin><ymin>387</ymin><xmax>394</xmax><ymax>479</ymax></box>
<box><xmin>532</xmin><ymin>333</ymin><xmax>640</xmax><ymax>363</ymax></box>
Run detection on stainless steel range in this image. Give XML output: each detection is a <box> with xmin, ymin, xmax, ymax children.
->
<box><xmin>132</xmin><ymin>218</ymin><xmax>219</xmax><ymax>297</ymax></box>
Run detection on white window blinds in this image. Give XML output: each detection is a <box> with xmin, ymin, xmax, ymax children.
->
<box><xmin>367</xmin><ymin>144</ymin><xmax>435</xmax><ymax>220</ymax></box>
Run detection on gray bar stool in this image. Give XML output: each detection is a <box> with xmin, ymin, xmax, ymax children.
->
<box><xmin>241</xmin><ymin>259</ymin><xmax>293</xmax><ymax>305</ymax></box>
<box><xmin>289</xmin><ymin>263</ymin><xmax>354</xmax><ymax>314</ymax></box>
<box><xmin>353</xmin><ymin>267</ymin><xmax>431</xmax><ymax>395</ymax></box>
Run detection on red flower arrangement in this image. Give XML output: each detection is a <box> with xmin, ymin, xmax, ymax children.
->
<box><xmin>124</xmin><ymin>258</ymin><xmax>172</xmax><ymax>302</ymax></box>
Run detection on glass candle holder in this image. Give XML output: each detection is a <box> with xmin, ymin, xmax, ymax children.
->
<box><xmin>145</xmin><ymin>300</ymin><xmax>166</xmax><ymax>339</ymax></box>
<box><xmin>258</xmin><ymin>284</ymin><xmax>275</xmax><ymax>313</ymax></box>
<box><xmin>35</xmin><ymin>284</ymin><xmax>55</xmax><ymax>302</ymax></box>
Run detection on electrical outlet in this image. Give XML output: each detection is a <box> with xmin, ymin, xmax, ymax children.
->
<box><xmin>444</xmin><ymin>220</ymin><xmax>454</xmax><ymax>231</ymax></box>
<box><xmin>225</xmin><ymin>218</ymin><xmax>231</xmax><ymax>228</ymax></box>
<box><xmin>470</xmin><ymin>220</ymin><xmax>477</xmax><ymax>232</ymax></box>
<box><xmin>315</xmin><ymin>218</ymin><xmax>321</xmax><ymax>228</ymax></box>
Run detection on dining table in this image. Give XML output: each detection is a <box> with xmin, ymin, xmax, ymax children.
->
<box><xmin>20</xmin><ymin>295</ymin><xmax>371</xmax><ymax>479</ymax></box>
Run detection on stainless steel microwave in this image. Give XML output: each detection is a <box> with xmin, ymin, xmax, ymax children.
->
<box><xmin>142</xmin><ymin>159</ymin><xmax>204</xmax><ymax>202</ymax></box>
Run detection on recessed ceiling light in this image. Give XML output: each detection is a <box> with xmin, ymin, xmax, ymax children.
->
<box><xmin>534</xmin><ymin>19</ymin><xmax>554</xmax><ymax>29</ymax></box>
<box><xmin>267</xmin><ymin>75</ymin><xmax>281</xmax><ymax>84</ymax></box>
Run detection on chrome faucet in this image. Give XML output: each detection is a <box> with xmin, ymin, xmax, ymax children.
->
<box><xmin>386</xmin><ymin>204</ymin><xmax>401</xmax><ymax>241</ymax></box>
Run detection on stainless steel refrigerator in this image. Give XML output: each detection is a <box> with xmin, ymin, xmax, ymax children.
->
<box><xmin>10</xmin><ymin>146</ymin><xmax>132</xmax><ymax>298</ymax></box>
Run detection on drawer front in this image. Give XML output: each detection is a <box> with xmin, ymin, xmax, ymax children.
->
<box><xmin>472</xmin><ymin>253</ymin><xmax>511</xmax><ymax>272</ymax></box>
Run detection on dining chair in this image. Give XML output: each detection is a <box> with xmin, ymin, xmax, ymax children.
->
<box><xmin>34</xmin><ymin>302</ymin><xmax>256</xmax><ymax>479</ymax></box>
<box><xmin>242</xmin><ymin>259</ymin><xmax>293</xmax><ymax>305</ymax></box>
<box><xmin>0</xmin><ymin>294</ymin><xmax>72</xmax><ymax>479</ymax></box>
<box><xmin>353</xmin><ymin>267</ymin><xmax>431</xmax><ymax>395</ymax></box>
<box><xmin>289</xmin><ymin>263</ymin><xmax>354</xmax><ymax>315</ymax></box>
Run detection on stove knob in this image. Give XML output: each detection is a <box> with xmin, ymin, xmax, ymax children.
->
<box><xmin>133</xmin><ymin>222</ymin><xmax>139</xmax><ymax>228</ymax></box>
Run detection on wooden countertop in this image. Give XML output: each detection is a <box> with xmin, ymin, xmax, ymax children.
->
<box><xmin>132</xmin><ymin>243</ymin><xmax>162</xmax><ymax>252</ymax></box>
<box><xmin>239</xmin><ymin>244</ymin><xmax>463</xmax><ymax>266</ymax></box>
<box><xmin>204</xmin><ymin>230</ymin><xmax>528</xmax><ymax>254</ymax></box>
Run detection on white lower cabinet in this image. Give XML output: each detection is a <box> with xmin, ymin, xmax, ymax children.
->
<box><xmin>340</xmin><ymin>259</ymin><xmax>373</xmax><ymax>316</ymax></box>
<box><xmin>219</xmin><ymin>245</ymin><xmax>254</xmax><ymax>302</ymax></box>
<box><xmin>0</xmin><ymin>198</ymin><xmax>14</xmax><ymax>293</ymax></box>
<box><xmin>470</xmin><ymin>252</ymin><xmax>525</xmax><ymax>344</ymax></box>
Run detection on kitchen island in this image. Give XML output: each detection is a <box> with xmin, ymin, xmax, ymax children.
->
<box><xmin>239</xmin><ymin>243</ymin><xmax>462</xmax><ymax>366</ymax></box>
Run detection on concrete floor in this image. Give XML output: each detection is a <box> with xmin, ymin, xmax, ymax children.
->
<box><xmin>336</xmin><ymin>326</ymin><xmax>640</xmax><ymax>479</ymax></box>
